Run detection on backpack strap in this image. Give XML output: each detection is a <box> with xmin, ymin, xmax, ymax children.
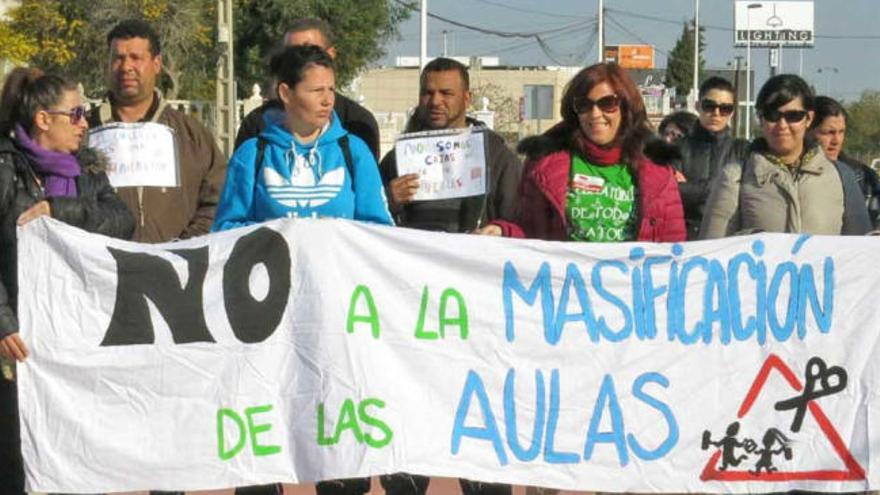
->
<box><xmin>254</xmin><ymin>136</ymin><xmax>268</xmax><ymax>185</ymax></box>
<box><xmin>339</xmin><ymin>134</ymin><xmax>354</xmax><ymax>186</ymax></box>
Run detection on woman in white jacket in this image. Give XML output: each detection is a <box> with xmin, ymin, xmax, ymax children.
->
<box><xmin>700</xmin><ymin>74</ymin><xmax>870</xmax><ymax>238</ymax></box>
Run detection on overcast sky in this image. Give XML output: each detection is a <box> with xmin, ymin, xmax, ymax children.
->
<box><xmin>379</xmin><ymin>0</ymin><xmax>880</xmax><ymax>102</ymax></box>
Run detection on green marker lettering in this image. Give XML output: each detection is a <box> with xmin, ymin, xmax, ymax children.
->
<box><xmin>317</xmin><ymin>402</ymin><xmax>335</xmax><ymax>446</ymax></box>
<box><xmin>358</xmin><ymin>398</ymin><xmax>394</xmax><ymax>448</ymax></box>
<box><xmin>414</xmin><ymin>286</ymin><xmax>439</xmax><ymax>340</ymax></box>
<box><xmin>347</xmin><ymin>285</ymin><xmax>381</xmax><ymax>338</ymax></box>
<box><xmin>245</xmin><ymin>404</ymin><xmax>281</xmax><ymax>457</ymax></box>
<box><xmin>439</xmin><ymin>288</ymin><xmax>469</xmax><ymax>339</ymax></box>
<box><xmin>217</xmin><ymin>408</ymin><xmax>246</xmax><ymax>460</ymax></box>
<box><xmin>334</xmin><ymin>398</ymin><xmax>364</xmax><ymax>443</ymax></box>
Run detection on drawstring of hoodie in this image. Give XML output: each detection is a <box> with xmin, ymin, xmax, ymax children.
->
<box><xmin>286</xmin><ymin>122</ymin><xmax>330</xmax><ymax>178</ymax></box>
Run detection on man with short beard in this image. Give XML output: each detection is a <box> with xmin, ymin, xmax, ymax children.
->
<box><xmin>379</xmin><ymin>57</ymin><xmax>521</xmax><ymax>234</ymax></box>
<box><xmin>88</xmin><ymin>19</ymin><xmax>226</xmax><ymax>243</ymax></box>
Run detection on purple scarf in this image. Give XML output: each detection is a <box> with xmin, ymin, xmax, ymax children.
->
<box><xmin>14</xmin><ymin>124</ymin><xmax>80</xmax><ymax>198</ymax></box>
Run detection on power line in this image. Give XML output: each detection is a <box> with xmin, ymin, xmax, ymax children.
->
<box><xmin>605</xmin><ymin>13</ymin><xmax>694</xmax><ymax>67</ymax></box>
<box><xmin>395</xmin><ymin>0</ymin><xmax>587</xmax><ymax>38</ymax></box>
<box><xmin>394</xmin><ymin>0</ymin><xmax>596</xmax><ymax>65</ymax></box>
<box><xmin>470</xmin><ymin>0</ymin><xmax>591</xmax><ymax>20</ymax></box>
<box><xmin>606</xmin><ymin>7</ymin><xmax>880</xmax><ymax>40</ymax></box>
<box><xmin>477</xmin><ymin>21</ymin><xmax>596</xmax><ymax>61</ymax></box>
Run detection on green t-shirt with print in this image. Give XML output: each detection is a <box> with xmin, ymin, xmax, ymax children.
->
<box><xmin>566</xmin><ymin>154</ymin><xmax>636</xmax><ymax>242</ymax></box>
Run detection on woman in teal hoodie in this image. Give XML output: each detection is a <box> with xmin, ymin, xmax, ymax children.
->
<box><xmin>213</xmin><ymin>45</ymin><xmax>392</xmax><ymax>231</ymax></box>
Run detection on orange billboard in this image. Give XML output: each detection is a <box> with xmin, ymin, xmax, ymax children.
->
<box><xmin>604</xmin><ymin>44</ymin><xmax>655</xmax><ymax>69</ymax></box>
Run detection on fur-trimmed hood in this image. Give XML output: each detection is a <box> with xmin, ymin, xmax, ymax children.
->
<box><xmin>75</xmin><ymin>147</ymin><xmax>110</xmax><ymax>175</ymax></box>
<box><xmin>516</xmin><ymin>123</ymin><xmax>681</xmax><ymax>165</ymax></box>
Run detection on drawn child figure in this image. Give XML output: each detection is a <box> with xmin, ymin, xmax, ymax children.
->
<box><xmin>751</xmin><ymin>428</ymin><xmax>792</xmax><ymax>474</ymax></box>
<box><xmin>702</xmin><ymin>421</ymin><xmax>751</xmax><ymax>470</ymax></box>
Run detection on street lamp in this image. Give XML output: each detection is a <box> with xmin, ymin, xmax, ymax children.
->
<box><xmin>745</xmin><ymin>2</ymin><xmax>761</xmax><ymax>139</ymax></box>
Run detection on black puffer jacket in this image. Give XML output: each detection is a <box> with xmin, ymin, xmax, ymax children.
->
<box><xmin>839</xmin><ymin>153</ymin><xmax>880</xmax><ymax>229</ymax></box>
<box><xmin>0</xmin><ymin>136</ymin><xmax>134</xmax><ymax>339</ymax></box>
<box><xmin>676</xmin><ymin>125</ymin><xmax>749</xmax><ymax>239</ymax></box>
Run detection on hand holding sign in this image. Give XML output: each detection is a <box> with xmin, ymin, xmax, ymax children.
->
<box><xmin>388</xmin><ymin>173</ymin><xmax>420</xmax><ymax>209</ymax></box>
<box><xmin>394</xmin><ymin>127</ymin><xmax>488</xmax><ymax>201</ymax></box>
<box><xmin>774</xmin><ymin>356</ymin><xmax>848</xmax><ymax>432</ymax></box>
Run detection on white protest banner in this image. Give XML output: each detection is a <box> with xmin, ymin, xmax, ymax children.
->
<box><xmin>87</xmin><ymin>122</ymin><xmax>180</xmax><ymax>187</ymax></box>
<box><xmin>394</xmin><ymin>127</ymin><xmax>487</xmax><ymax>201</ymax></box>
<box><xmin>16</xmin><ymin>218</ymin><xmax>880</xmax><ymax>493</ymax></box>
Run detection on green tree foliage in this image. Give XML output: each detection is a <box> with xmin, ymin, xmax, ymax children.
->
<box><xmin>2</xmin><ymin>0</ymin><xmax>408</xmax><ymax>100</ymax></box>
<box><xmin>666</xmin><ymin>19</ymin><xmax>705</xmax><ymax>100</ymax></box>
<box><xmin>845</xmin><ymin>90</ymin><xmax>880</xmax><ymax>161</ymax></box>
<box><xmin>0</xmin><ymin>0</ymin><xmax>216</xmax><ymax>100</ymax></box>
<box><xmin>0</xmin><ymin>1</ymin><xmax>82</xmax><ymax>66</ymax></box>
<box><xmin>235</xmin><ymin>0</ymin><xmax>410</xmax><ymax>98</ymax></box>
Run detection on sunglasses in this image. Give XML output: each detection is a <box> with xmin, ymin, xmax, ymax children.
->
<box><xmin>700</xmin><ymin>99</ymin><xmax>735</xmax><ymax>116</ymax></box>
<box><xmin>573</xmin><ymin>94</ymin><xmax>621</xmax><ymax>114</ymax></box>
<box><xmin>762</xmin><ymin>109</ymin><xmax>808</xmax><ymax>124</ymax></box>
<box><xmin>45</xmin><ymin>105</ymin><xmax>87</xmax><ymax>124</ymax></box>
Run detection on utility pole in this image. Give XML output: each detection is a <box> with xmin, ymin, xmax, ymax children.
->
<box><xmin>733</xmin><ymin>56</ymin><xmax>743</xmax><ymax>137</ymax></box>
<box><xmin>745</xmin><ymin>3</ymin><xmax>761</xmax><ymax>139</ymax></box>
<box><xmin>799</xmin><ymin>48</ymin><xmax>804</xmax><ymax>77</ymax></box>
<box><xmin>215</xmin><ymin>0</ymin><xmax>235</xmax><ymax>158</ymax></box>
<box><xmin>420</xmin><ymin>0</ymin><xmax>428</xmax><ymax>70</ymax></box>
<box><xmin>693</xmin><ymin>0</ymin><xmax>700</xmax><ymax>107</ymax></box>
<box><xmin>443</xmin><ymin>30</ymin><xmax>448</xmax><ymax>57</ymax></box>
<box><xmin>597</xmin><ymin>0</ymin><xmax>604</xmax><ymax>63</ymax></box>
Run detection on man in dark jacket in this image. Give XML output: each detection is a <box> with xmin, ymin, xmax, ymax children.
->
<box><xmin>234</xmin><ymin>18</ymin><xmax>380</xmax><ymax>160</ymax></box>
<box><xmin>676</xmin><ymin>76</ymin><xmax>749</xmax><ymax>239</ymax></box>
<box><xmin>380</xmin><ymin>57</ymin><xmax>522</xmax><ymax>234</ymax></box>
<box><xmin>87</xmin><ymin>19</ymin><xmax>227</xmax><ymax>243</ymax></box>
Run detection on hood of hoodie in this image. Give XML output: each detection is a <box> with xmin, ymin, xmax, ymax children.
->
<box><xmin>259</xmin><ymin>107</ymin><xmax>348</xmax><ymax>178</ymax></box>
<box><xmin>260</xmin><ymin>107</ymin><xmax>347</xmax><ymax>149</ymax></box>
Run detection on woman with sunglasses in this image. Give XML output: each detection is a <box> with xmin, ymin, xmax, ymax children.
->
<box><xmin>0</xmin><ymin>67</ymin><xmax>134</xmax><ymax>493</ymax></box>
<box><xmin>700</xmin><ymin>74</ymin><xmax>870</xmax><ymax>238</ymax></box>
<box><xmin>676</xmin><ymin>77</ymin><xmax>749</xmax><ymax>239</ymax></box>
<box><xmin>476</xmin><ymin>62</ymin><xmax>685</xmax><ymax>243</ymax></box>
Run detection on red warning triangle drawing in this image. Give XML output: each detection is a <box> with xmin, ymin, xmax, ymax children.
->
<box><xmin>700</xmin><ymin>353</ymin><xmax>865</xmax><ymax>482</ymax></box>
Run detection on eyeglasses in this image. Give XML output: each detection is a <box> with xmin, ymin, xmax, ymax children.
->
<box><xmin>700</xmin><ymin>99</ymin><xmax>735</xmax><ymax>116</ymax></box>
<box><xmin>762</xmin><ymin>109</ymin><xmax>808</xmax><ymax>124</ymax></box>
<box><xmin>45</xmin><ymin>105</ymin><xmax>87</xmax><ymax>124</ymax></box>
<box><xmin>573</xmin><ymin>94</ymin><xmax>620</xmax><ymax>114</ymax></box>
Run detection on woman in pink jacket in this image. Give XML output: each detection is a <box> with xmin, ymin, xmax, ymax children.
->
<box><xmin>477</xmin><ymin>63</ymin><xmax>685</xmax><ymax>243</ymax></box>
